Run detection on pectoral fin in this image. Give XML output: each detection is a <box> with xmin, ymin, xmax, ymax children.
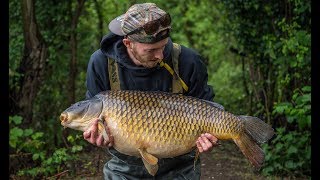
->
<box><xmin>141</xmin><ymin>156</ymin><xmax>159</xmax><ymax>176</ymax></box>
<box><xmin>138</xmin><ymin>148</ymin><xmax>159</xmax><ymax>176</ymax></box>
<box><xmin>97</xmin><ymin>119</ymin><xmax>109</xmax><ymax>142</ymax></box>
<box><xmin>138</xmin><ymin>148</ymin><xmax>158</xmax><ymax>165</ymax></box>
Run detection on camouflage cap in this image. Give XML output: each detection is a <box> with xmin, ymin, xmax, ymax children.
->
<box><xmin>108</xmin><ymin>3</ymin><xmax>171</xmax><ymax>43</ymax></box>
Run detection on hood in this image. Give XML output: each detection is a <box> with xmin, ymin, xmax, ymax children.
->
<box><xmin>100</xmin><ymin>32</ymin><xmax>173</xmax><ymax>75</ymax></box>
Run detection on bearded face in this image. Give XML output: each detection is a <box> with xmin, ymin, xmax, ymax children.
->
<box><xmin>125</xmin><ymin>38</ymin><xmax>168</xmax><ymax>68</ymax></box>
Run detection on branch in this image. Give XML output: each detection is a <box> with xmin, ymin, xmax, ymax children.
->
<box><xmin>46</xmin><ymin>170</ymin><xmax>70</xmax><ymax>179</ymax></box>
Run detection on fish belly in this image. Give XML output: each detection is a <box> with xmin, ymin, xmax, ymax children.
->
<box><xmin>106</xmin><ymin>114</ymin><xmax>199</xmax><ymax>158</ymax></box>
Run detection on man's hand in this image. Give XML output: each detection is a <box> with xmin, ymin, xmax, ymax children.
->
<box><xmin>196</xmin><ymin>133</ymin><xmax>219</xmax><ymax>153</ymax></box>
<box><xmin>83</xmin><ymin>119</ymin><xmax>113</xmax><ymax>147</ymax></box>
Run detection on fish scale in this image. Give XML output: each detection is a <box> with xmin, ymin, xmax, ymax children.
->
<box><xmin>60</xmin><ymin>90</ymin><xmax>274</xmax><ymax>176</ymax></box>
<box><xmin>105</xmin><ymin>91</ymin><xmax>230</xmax><ymax>152</ymax></box>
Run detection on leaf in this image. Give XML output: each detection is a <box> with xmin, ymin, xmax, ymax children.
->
<box><xmin>273</xmin><ymin>105</ymin><xmax>286</xmax><ymax>114</ymax></box>
<box><xmin>306</xmin><ymin>146</ymin><xmax>311</xmax><ymax>159</ymax></box>
<box><xmin>46</xmin><ymin>157</ymin><xmax>52</xmax><ymax>165</ymax></box>
<box><xmin>295</xmin><ymin>94</ymin><xmax>310</xmax><ymax>105</ymax></box>
<box><xmin>301</xmin><ymin>94</ymin><xmax>311</xmax><ymax>103</ymax></box>
<box><xmin>262</xmin><ymin>166</ymin><xmax>274</xmax><ymax>175</ymax></box>
<box><xmin>273</xmin><ymin>102</ymin><xmax>292</xmax><ymax>115</ymax></box>
<box><xmin>9</xmin><ymin>140</ymin><xmax>17</xmax><ymax>148</ymax></box>
<box><xmin>67</xmin><ymin>135</ymin><xmax>74</xmax><ymax>142</ymax></box>
<box><xmin>71</xmin><ymin>145</ymin><xmax>83</xmax><ymax>153</ymax></box>
<box><xmin>275</xmin><ymin>143</ymin><xmax>283</xmax><ymax>152</ymax></box>
<box><xmin>298</xmin><ymin>116</ymin><xmax>309</xmax><ymax>129</ymax></box>
<box><xmin>284</xmin><ymin>133</ymin><xmax>293</xmax><ymax>141</ymax></box>
<box><xmin>10</xmin><ymin>127</ymin><xmax>24</xmax><ymax>137</ymax></box>
<box><xmin>307</xmin><ymin>115</ymin><xmax>311</xmax><ymax>127</ymax></box>
<box><xmin>276</xmin><ymin>127</ymin><xmax>286</xmax><ymax>134</ymax></box>
<box><xmin>287</xmin><ymin>116</ymin><xmax>295</xmax><ymax>123</ymax></box>
<box><xmin>24</xmin><ymin>128</ymin><xmax>34</xmax><ymax>136</ymax></box>
<box><xmin>264</xmin><ymin>151</ymin><xmax>272</xmax><ymax>161</ymax></box>
<box><xmin>10</xmin><ymin>115</ymin><xmax>23</xmax><ymax>125</ymax></box>
<box><xmin>33</xmin><ymin>153</ymin><xmax>40</xmax><ymax>160</ymax></box>
<box><xmin>302</xmin><ymin>86</ymin><xmax>311</xmax><ymax>92</ymax></box>
<box><xmin>31</xmin><ymin>132</ymin><xmax>44</xmax><ymax>140</ymax></box>
<box><xmin>292</xmin><ymin>92</ymin><xmax>298</xmax><ymax>101</ymax></box>
<box><xmin>285</xmin><ymin>160</ymin><xmax>296</xmax><ymax>169</ymax></box>
<box><xmin>287</xmin><ymin>146</ymin><xmax>298</xmax><ymax>155</ymax></box>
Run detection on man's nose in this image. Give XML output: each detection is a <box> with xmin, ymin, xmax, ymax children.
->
<box><xmin>154</xmin><ymin>49</ymin><xmax>164</xmax><ymax>60</ymax></box>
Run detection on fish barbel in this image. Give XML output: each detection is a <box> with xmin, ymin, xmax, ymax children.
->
<box><xmin>60</xmin><ymin>90</ymin><xmax>274</xmax><ymax>176</ymax></box>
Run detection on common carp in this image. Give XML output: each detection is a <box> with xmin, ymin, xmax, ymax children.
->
<box><xmin>60</xmin><ymin>90</ymin><xmax>274</xmax><ymax>176</ymax></box>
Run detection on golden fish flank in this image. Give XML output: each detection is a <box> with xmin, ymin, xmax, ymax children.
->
<box><xmin>60</xmin><ymin>90</ymin><xmax>274</xmax><ymax>176</ymax></box>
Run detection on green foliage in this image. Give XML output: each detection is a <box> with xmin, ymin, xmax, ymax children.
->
<box><xmin>9</xmin><ymin>0</ymin><xmax>24</xmax><ymax>91</ymax></box>
<box><xmin>262</xmin><ymin>85</ymin><xmax>311</xmax><ymax>177</ymax></box>
<box><xmin>218</xmin><ymin>0</ymin><xmax>310</xmax><ymax>177</ymax></box>
<box><xmin>9</xmin><ymin>116</ymin><xmax>45</xmax><ymax>152</ymax></box>
<box><xmin>273</xmin><ymin>86</ymin><xmax>311</xmax><ymax>130</ymax></box>
<box><xmin>262</xmin><ymin>128</ymin><xmax>311</xmax><ymax>177</ymax></box>
<box><xmin>10</xmin><ymin>116</ymin><xmax>84</xmax><ymax>178</ymax></box>
<box><xmin>208</xmin><ymin>59</ymin><xmax>246</xmax><ymax>114</ymax></box>
<box><xmin>17</xmin><ymin>148</ymin><xmax>72</xmax><ymax>177</ymax></box>
<box><xmin>220</xmin><ymin>0</ymin><xmax>311</xmax><ymax>118</ymax></box>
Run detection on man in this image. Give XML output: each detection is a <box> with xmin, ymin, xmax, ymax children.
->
<box><xmin>83</xmin><ymin>3</ymin><xmax>219</xmax><ymax>179</ymax></box>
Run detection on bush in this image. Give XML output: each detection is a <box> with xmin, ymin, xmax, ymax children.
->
<box><xmin>9</xmin><ymin>115</ymin><xmax>84</xmax><ymax>178</ymax></box>
<box><xmin>262</xmin><ymin>86</ymin><xmax>311</xmax><ymax>177</ymax></box>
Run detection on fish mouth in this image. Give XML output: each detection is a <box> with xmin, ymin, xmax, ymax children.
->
<box><xmin>60</xmin><ymin>112</ymin><xmax>69</xmax><ymax>125</ymax></box>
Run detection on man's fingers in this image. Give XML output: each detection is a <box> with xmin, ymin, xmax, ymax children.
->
<box><xmin>202</xmin><ymin>134</ymin><xmax>212</xmax><ymax>145</ymax></box>
<box><xmin>83</xmin><ymin>118</ymin><xmax>113</xmax><ymax>148</ymax></box>
<box><xmin>204</xmin><ymin>133</ymin><xmax>218</xmax><ymax>144</ymax></box>
<box><xmin>91</xmin><ymin>119</ymin><xmax>99</xmax><ymax>133</ymax></box>
<box><xmin>201</xmin><ymin>135</ymin><xmax>212</xmax><ymax>151</ymax></box>
<box><xmin>196</xmin><ymin>133</ymin><xmax>220</xmax><ymax>153</ymax></box>
<box><xmin>196</xmin><ymin>140</ymin><xmax>203</xmax><ymax>153</ymax></box>
<box><xmin>96</xmin><ymin>134</ymin><xmax>104</xmax><ymax>146</ymax></box>
<box><xmin>84</xmin><ymin>119</ymin><xmax>98</xmax><ymax>144</ymax></box>
<box><xmin>83</xmin><ymin>130</ymin><xmax>90</xmax><ymax>139</ymax></box>
<box><xmin>90</xmin><ymin>120</ymin><xmax>99</xmax><ymax>140</ymax></box>
<box><xmin>197</xmin><ymin>136</ymin><xmax>209</xmax><ymax>151</ymax></box>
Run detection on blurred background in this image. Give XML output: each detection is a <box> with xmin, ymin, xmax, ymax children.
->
<box><xmin>9</xmin><ymin>0</ymin><xmax>311</xmax><ymax>179</ymax></box>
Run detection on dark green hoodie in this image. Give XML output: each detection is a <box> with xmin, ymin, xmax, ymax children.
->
<box><xmin>85</xmin><ymin>32</ymin><xmax>214</xmax><ymax>101</ymax></box>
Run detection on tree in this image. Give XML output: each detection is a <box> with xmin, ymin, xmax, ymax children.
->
<box><xmin>9</xmin><ymin>0</ymin><xmax>48</xmax><ymax>125</ymax></box>
<box><xmin>68</xmin><ymin>0</ymin><xmax>86</xmax><ymax>105</ymax></box>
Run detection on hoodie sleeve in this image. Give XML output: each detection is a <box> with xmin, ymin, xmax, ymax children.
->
<box><xmin>85</xmin><ymin>49</ymin><xmax>110</xmax><ymax>99</ymax></box>
<box><xmin>179</xmin><ymin>46</ymin><xmax>215</xmax><ymax>101</ymax></box>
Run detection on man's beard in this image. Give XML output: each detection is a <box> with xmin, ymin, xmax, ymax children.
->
<box><xmin>131</xmin><ymin>48</ymin><xmax>160</xmax><ymax>68</ymax></box>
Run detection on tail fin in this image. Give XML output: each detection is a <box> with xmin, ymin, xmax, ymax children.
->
<box><xmin>233</xmin><ymin>116</ymin><xmax>274</xmax><ymax>168</ymax></box>
<box><xmin>239</xmin><ymin>115</ymin><xmax>274</xmax><ymax>144</ymax></box>
<box><xmin>234</xmin><ymin>132</ymin><xmax>265</xmax><ymax>168</ymax></box>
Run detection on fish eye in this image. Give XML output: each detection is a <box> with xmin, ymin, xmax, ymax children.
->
<box><xmin>76</xmin><ymin>101</ymin><xmax>87</xmax><ymax>106</ymax></box>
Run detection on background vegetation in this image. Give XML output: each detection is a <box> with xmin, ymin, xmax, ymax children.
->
<box><xmin>9</xmin><ymin>0</ymin><xmax>311</xmax><ymax>179</ymax></box>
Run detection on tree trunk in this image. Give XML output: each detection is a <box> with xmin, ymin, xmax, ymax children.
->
<box><xmin>68</xmin><ymin>0</ymin><xmax>86</xmax><ymax>105</ymax></box>
<box><xmin>13</xmin><ymin>0</ymin><xmax>48</xmax><ymax>124</ymax></box>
